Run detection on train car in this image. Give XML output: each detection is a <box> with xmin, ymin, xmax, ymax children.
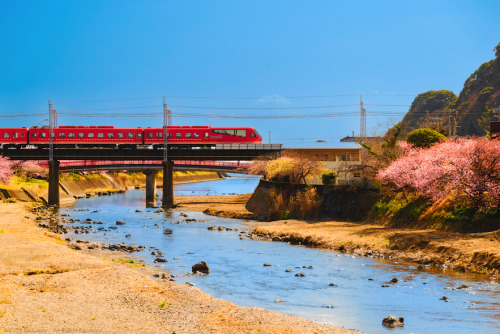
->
<box><xmin>28</xmin><ymin>126</ymin><xmax>143</xmax><ymax>148</ymax></box>
<box><xmin>0</xmin><ymin>128</ymin><xmax>29</xmax><ymax>148</ymax></box>
<box><xmin>144</xmin><ymin>126</ymin><xmax>262</xmax><ymax>148</ymax></box>
<box><xmin>0</xmin><ymin>125</ymin><xmax>262</xmax><ymax>149</ymax></box>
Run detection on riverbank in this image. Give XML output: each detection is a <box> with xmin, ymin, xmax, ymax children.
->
<box><xmin>0</xmin><ymin>202</ymin><xmax>357</xmax><ymax>334</ymax></box>
<box><xmin>178</xmin><ymin>195</ymin><xmax>500</xmax><ymax>279</ymax></box>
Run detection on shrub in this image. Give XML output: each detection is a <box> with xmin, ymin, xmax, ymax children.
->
<box><xmin>268</xmin><ymin>187</ymin><xmax>322</xmax><ymax>219</ymax></box>
<box><xmin>322</xmin><ymin>172</ymin><xmax>336</xmax><ymax>185</ymax></box>
<box><xmin>406</xmin><ymin>128</ymin><xmax>447</xmax><ymax>148</ymax></box>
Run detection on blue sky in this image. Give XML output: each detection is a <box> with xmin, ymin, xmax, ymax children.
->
<box><xmin>1</xmin><ymin>1</ymin><xmax>499</xmax><ymax>147</ymax></box>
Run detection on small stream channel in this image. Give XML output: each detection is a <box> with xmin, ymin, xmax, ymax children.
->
<box><xmin>59</xmin><ymin>174</ymin><xmax>499</xmax><ymax>334</ymax></box>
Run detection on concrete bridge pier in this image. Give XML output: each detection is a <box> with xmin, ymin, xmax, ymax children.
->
<box><xmin>144</xmin><ymin>170</ymin><xmax>157</xmax><ymax>202</ymax></box>
<box><xmin>48</xmin><ymin>160</ymin><xmax>60</xmax><ymax>206</ymax></box>
<box><xmin>162</xmin><ymin>160</ymin><xmax>174</xmax><ymax>207</ymax></box>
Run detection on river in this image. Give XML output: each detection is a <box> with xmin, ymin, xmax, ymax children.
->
<box><xmin>59</xmin><ymin>174</ymin><xmax>500</xmax><ymax>334</ymax></box>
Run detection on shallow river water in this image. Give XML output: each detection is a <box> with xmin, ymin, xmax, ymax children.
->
<box><xmin>60</xmin><ymin>174</ymin><xmax>499</xmax><ymax>334</ymax></box>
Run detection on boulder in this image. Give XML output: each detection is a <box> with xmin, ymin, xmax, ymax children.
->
<box><xmin>154</xmin><ymin>258</ymin><xmax>168</xmax><ymax>263</ymax></box>
<box><xmin>382</xmin><ymin>315</ymin><xmax>404</xmax><ymax>328</ymax></box>
<box><xmin>116</xmin><ymin>221</ymin><xmax>126</xmax><ymax>225</ymax></box>
<box><xmin>192</xmin><ymin>261</ymin><xmax>209</xmax><ymax>275</ymax></box>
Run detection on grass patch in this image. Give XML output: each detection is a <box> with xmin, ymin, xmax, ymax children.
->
<box><xmin>158</xmin><ymin>300</ymin><xmax>168</xmax><ymax>308</ymax></box>
<box><xmin>11</xmin><ymin>176</ymin><xmax>48</xmax><ymax>188</ymax></box>
<box><xmin>0</xmin><ymin>229</ymin><xmax>5</xmax><ymax>234</ymax></box>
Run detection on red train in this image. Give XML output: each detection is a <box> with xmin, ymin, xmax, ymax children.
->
<box><xmin>0</xmin><ymin>125</ymin><xmax>262</xmax><ymax>149</ymax></box>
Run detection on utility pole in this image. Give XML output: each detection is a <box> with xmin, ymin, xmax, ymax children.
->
<box><xmin>360</xmin><ymin>94</ymin><xmax>366</xmax><ymax>138</ymax></box>
<box><xmin>448</xmin><ymin>110</ymin><xmax>452</xmax><ymax>136</ymax></box>
<box><xmin>269</xmin><ymin>131</ymin><xmax>271</xmax><ymax>144</ymax></box>
<box><xmin>453</xmin><ymin>110</ymin><xmax>460</xmax><ymax>137</ymax></box>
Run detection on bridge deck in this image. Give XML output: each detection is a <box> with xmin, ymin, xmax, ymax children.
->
<box><xmin>0</xmin><ymin>145</ymin><xmax>281</xmax><ymax>161</ymax></box>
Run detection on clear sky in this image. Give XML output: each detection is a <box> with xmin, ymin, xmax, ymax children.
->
<box><xmin>1</xmin><ymin>0</ymin><xmax>499</xmax><ymax>147</ymax></box>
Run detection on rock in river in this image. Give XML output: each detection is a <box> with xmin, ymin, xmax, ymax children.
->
<box><xmin>382</xmin><ymin>315</ymin><xmax>404</xmax><ymax>328</ymax></box>
<box><xmin>116</xmin><ymin>221</ymin><xmax>126</xmax><ymax>225</ymax></box>
<box><xmin>192</xmin><ymin>261</ymin><xmax>209</xmax><ymax>275</ymax></box>
<box><xmin>154</xmin><ymin>258</ymin><xmax>168</xmax><ymax>263</ymax></box>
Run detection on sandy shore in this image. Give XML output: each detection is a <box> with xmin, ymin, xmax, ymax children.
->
<box><xmin>176</xmin><ymin>195</ymin><xmax>500</xmax><ymax>279</ymax></box>
<box><xmin>0</xmin><ymin>202</ymin><xmax>358</xmax><ymax>334</ymax></box>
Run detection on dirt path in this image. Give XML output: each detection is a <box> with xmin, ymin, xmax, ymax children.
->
<box><xmin>177</xmin><ymin>195</ymin><xmax>500</xmax><ymax>279</ymax></box>
<box><xmin>0</xmin><ymin>202</ymin><xmax>357</xmax><ymax>334</ymax></box>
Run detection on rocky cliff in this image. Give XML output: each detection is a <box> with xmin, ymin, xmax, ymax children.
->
<box><xmin>398</xmin><ymin>42</ymin><xmax>500</xmax><ymax>137</ymax></box>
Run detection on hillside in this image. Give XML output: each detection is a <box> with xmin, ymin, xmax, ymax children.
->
<box><xmin>397</xmin><ymin>42</ymin><xmax>500</xmax><ymax>137</ymax></box>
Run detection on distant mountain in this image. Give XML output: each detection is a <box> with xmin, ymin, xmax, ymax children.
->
<box><xmin>396</xmin><ymin>42</ymin><xmax>500</xmax><ymax>137</ymax></box>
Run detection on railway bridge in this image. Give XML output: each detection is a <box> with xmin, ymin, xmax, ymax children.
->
<box><xmin>0</xmin><ymin>144</ymin><xmax>281</xmax><ymax>207</ymax></box>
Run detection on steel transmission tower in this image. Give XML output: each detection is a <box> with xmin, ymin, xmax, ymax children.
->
<box><xmin>163</xmin><ymin>96</ymin><xmax>172</xmax><ymax>161</ymax></box>
<box><xmin>360</xmin><ymin>94</ymin><xmax>366</xmax><ymax>138</ymax></box>
<box><xmin>49</xmin><ymin>100</ymin><xmax>56</xmax><ymax>162</ymax></box>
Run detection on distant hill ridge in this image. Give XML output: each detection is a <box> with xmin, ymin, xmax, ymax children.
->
<box><xmin>397</xmin><ymin>42</ymin><xmax>500</xmax><ymax>137</ymax></box>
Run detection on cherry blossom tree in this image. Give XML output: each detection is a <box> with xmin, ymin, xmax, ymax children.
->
<box><xmin>0</xmin><ymin>157</ymin><xmax>14</xmax><ymax>184</ymax></box>
<box><xmin>249</xmin><ymin>153</ymin><xmax>325</xmax><ymax>184</ymax></box>
<box><xmin>377</xmin><ymin>138</ymin><xmax>500</xmax><ymax>212</ymax></box>
<box><xmin>11</xmin><ymin>160</ymin><xmax>48</xmax><ymax>179</ymax></box>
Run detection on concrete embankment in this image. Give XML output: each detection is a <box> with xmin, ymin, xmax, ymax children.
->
<box><xmin>246</xmin><ymin>179</ymin><xmax>382</xmax><ymax>221</ymax></box>
<box><xmin>0</xmin><ymin>171</ymin><xmax>226</xmax><ymax>204</ymax></box>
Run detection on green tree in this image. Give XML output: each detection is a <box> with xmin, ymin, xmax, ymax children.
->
<box><xmin>406</xmin><ymin>128</ymin><xmax>447</xmax><ymax>148</ymax></box>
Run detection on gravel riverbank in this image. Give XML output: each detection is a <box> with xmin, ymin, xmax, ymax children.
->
<box><xmin>0</xmin><ymin>202</ymin><xmax>358</xmax><ymax>334</ymax></box>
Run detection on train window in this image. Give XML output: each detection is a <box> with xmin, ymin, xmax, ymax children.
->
<box><xmin>3</xmin><ymin>133</ymin><xmax>9</xmax><ymax>139</ymax></box>
<box><xmin>14</xmin><ymin>133</ymin><xmax>19</xmax><ymax>139</ymax></box>
<box><xmin>194</xmin><ymin>133</ymin><xmax>199</xmax><ymax>139</ymax></box>
<box><xmin>235</xmin><ymin>130</ymin><xmax>246</xmax><ymax>138</ymax></box>
<box><xmin>175</xmin><ymin>133</ymin><xmax>182</xmax><ymax>139</ymax></box>
<box><xmin>107</xmin><ymin>133</ymin><xmax>114</xmax><ymax>139</ymax></box>
<box><xmin>137</xmin><ymin>133</ymin><xmax>142</xmax><ymax>138</ymax></box>
<box><xmin>186</xmin><ymin>133</ymin><xmax>192</xmax><ymax>139</ymax></box>
<box><xmin>167</xmin><ymin>133</ymin><xmax>172</xmax><ymax>139</ymax></box>
<box><xmin>117</xmin><ymin>133</ymin><xmax>124</xmax><ymax>139</ymax></box>
<box><xmin>250</xmin><ymin>133</ymin><xmax>256</xmax><ymax>137</ymax></box>
<box><xmin>40</xmin><ymin>133</ymin><xmax>47</xmax><ymax>139</ymax></box>
<box><xmin>58</xmin><ymin>133</ymin><xmax>65</xmax><ymax>139</ymax></box>
<box><xmin>49</xmin><ymin>133</ymin><xmax>55</xmax><ymax>139</ymax></box>
<box><xmin>78</xmin><ymin>133</ymin><xmax>84</xmax><ymax>139</ymax></box>
<box><xmin>97</xmin><ymin>133</ymin><xmax>104</xmax><ymax>138</ymax></box>
<box><xmin>156</xmin><ymin>133</ymin><xmax>163</xmax><ymax>139</ymax></box>
<box><xmin>147</xmin><ymin>133</ymin><xmax>153</xmax><ymax>139</ymax></box>
<box><xmin>204</xmin><ymin>132</ymin><xmax>209</xmax><ymax>139</ymax></box>
<box><xmin>31</xmin><ymin>133</ymin><xmax>37</xmax><ymax>138</ymax></box>
<box><xmin>213</xmin><ymin>129</ymin><xmax>236</xmax><ymax>136</ymax></box>
<box><xmin>88</xmin><ymin>133</ymin><xmax>94</xmax><ymax>138</ymax></box>
<box><xmin>68</xmin><ymin>133</ymin><xmax>75</xmax><ymax>138</ymax></box>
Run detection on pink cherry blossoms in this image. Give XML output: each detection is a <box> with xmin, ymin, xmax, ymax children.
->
<box><xmin>0</xmin><ymin>156</ymin><xmax>14</xmax><ymax>183</ymax></box>
<box><xmin>377</xmin><ymin>138</ymin><xmax>500</xmax><ymax>212</ymax></box>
